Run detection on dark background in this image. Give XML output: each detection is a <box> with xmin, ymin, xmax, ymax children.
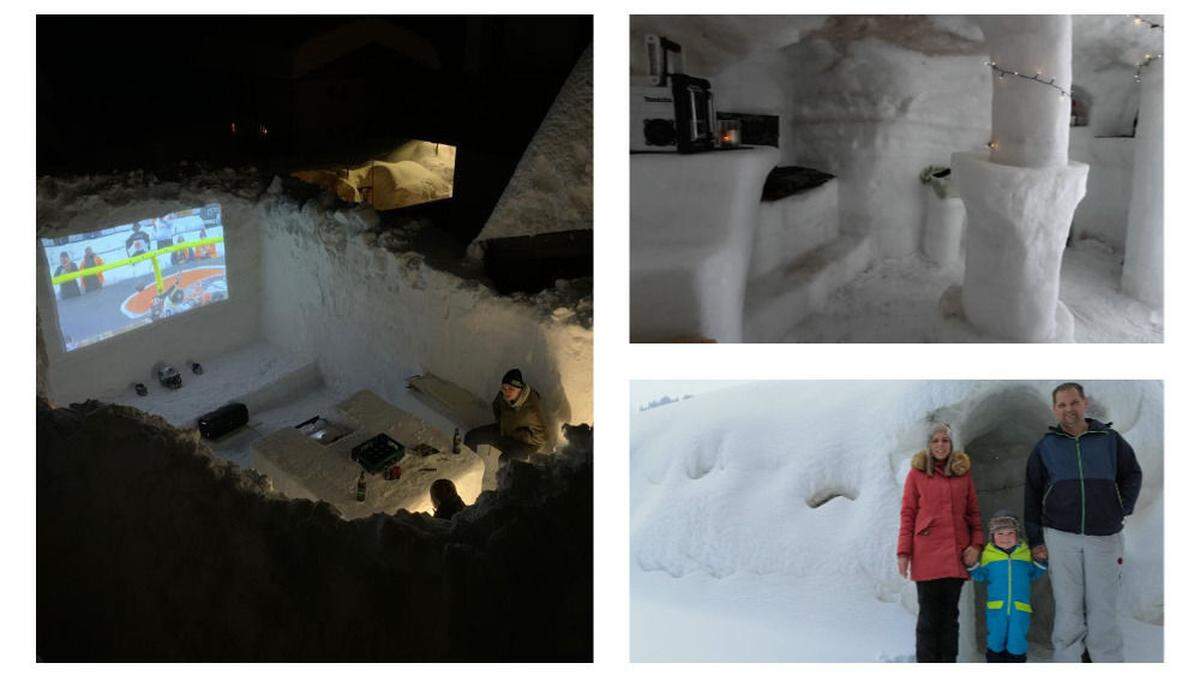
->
<box><xmin>38</xmin><ymin>15</ymin><xmax>592</xmax><ymax>246</ymax></box>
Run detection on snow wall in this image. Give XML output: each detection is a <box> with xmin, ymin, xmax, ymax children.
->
<box><xmin>36</xmin><ymin>170</ymin><xmax>593</xmax><ymax>443</ymax></box>
<box><xmin>37</xmin><ymin>399</ymin><xmax>592</xmax><ymax>661</ymax></box>
<box><xmin>631</xmin><ymin>380</ymin><xmax>1162</xmax><ymax>657</ymax></box>
<box><xmin>36</xmin><ymin>173</ymin><xmax>264</xmax><ymax>403</ymax></box>
<box><xmin>259</xmin><ymin>190</ymin><xmax>593</xmax><ymax>443</ymax></box>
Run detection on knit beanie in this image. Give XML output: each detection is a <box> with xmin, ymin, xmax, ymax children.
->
<box><xmin>923</xmin><ymin>421</ymin><xmax>956</xmax><ymax>475</ymax></box>
<box><xmin>988</xmin><ymin>509</ymin><xmax>1022</xmax><ymax>536</ymax></box>
<box><xmin>502</xmin><ymin>368</ymin><xmax>525</xmax><ymax>389</ymax></box>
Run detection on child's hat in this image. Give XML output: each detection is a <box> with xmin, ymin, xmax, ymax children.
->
<box><xmin>988</xmin><ymin>509</ymin><xmax>1021</xmax><ymax>536</ymax></box>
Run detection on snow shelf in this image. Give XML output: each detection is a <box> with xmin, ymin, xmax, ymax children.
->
<box><xmin>631</xmin><ymin>380</ymin><xmax>1162</xmax><ymax>661</ymax></box>
<box><xmin>630</xmin><ymin>146</ymin><xmax>779</xmax><ymax>342</ymax></box>
<box><xmin>105</xmin><ymin>340</ymin><xmax>318</xmax><ymax>429</ymax></box>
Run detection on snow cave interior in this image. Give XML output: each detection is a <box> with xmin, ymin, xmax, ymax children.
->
<box><xmin>629</xmin><ymin>15</ymin><xmax>1164</xmax><ymax>343</ymax></box>
<box><xmin>35</xmin><ymin>16</ymin><xmax>593</xmax><ymax>662</ymax></box>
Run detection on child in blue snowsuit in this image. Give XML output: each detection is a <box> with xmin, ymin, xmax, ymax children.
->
<box><xmin>968</xmin><ymin>510</ymin><xmax>1047</xmax><ymax>662</ymax></box>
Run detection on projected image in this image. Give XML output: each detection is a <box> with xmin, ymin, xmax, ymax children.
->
<box><xmin>292</xmin><ymin>139</ymin><xmax>456</xmax><ymax>211</ymax></box>
<box><xmin>42</xmin><ymin>204</ymin><xmax>228</xmax><ymax>351</ymax></box>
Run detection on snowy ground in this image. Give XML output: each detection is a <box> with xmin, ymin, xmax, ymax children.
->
<box><xmin>630</xmin><ymin>381</ymin><xmax>1163</xmax><ymax>662</ymax></box>
<box><xmin>632</xmin><ymin>567</ymin><xmax>1162</xmax><ymax>662</ymax></box>
<box><xmin>781</xmin><ymin>239</ymin><xmax>1162</xmax><ymax>343</ymax></box>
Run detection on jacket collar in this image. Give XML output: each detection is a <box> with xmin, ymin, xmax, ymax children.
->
<box><xmin>911</xmin><ymin>449</ymin><xmax>972</xmax><ymax>476</ymax></box>
<box><xmin>1047</xmin><ymin>417</ymin><xmax>1112</xmax><ymax>437</ymax></box>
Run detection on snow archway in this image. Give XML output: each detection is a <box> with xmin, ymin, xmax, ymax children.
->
<box><xmin>955</xmin><ymin>386</ymin><xmax>1059</xmax><ymax>654</ymax></box>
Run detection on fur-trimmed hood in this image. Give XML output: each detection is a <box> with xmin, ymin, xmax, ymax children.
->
<box><xmin>911</xmin><ymin>449</ymin><xmax>972</xmax><ymax>476</ymax></box>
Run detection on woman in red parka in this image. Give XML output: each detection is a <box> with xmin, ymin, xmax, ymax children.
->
<box><xmin>897</xmin><ymin>421</ymin><xmax>984</xmax><ymax>662</ymax></box>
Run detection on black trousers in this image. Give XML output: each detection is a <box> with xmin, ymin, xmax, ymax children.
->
<box><xmin>986</xmin><ymin>649</ymin><xmax>1028</xmax><ymax>662</ymax></box>
<box><xmin>915</xmin><ymin>577</ymin><xmax>965</xmax><ymax>663</ymax></box>
<box><xmin>463</xmin><ymin>423</ymin><xmax>534</xmax><ymax>462</ymax></box>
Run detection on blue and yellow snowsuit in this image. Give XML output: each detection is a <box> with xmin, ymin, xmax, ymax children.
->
<box><xmin>969</xmin><ymin>541</ymin><xmax>1047</xmax><ymax>656</ymax></box>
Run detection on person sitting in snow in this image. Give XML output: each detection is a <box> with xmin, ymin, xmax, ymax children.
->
<box><xmin>430</xmin><ymin>478</ymin><xmax>466</xmax><ymax>520</ymax></box>
<box><xmin>897</xmin><ymin>421</ymin><xmax>984</xmax><ymax>663</ymax></box>
<box><xmin>464</xmin><ymin>368</ymin><xmax>548</xmax><ymax>462</ymax></box>
<box><xmin>967</xmin><ymin>510</ymin><xmax>1047</xmax><ymax>662</ymax></box>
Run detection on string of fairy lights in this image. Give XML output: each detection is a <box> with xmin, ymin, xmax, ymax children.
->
<box><xmin>1131</xmin><ymin>15</ymin><xmax>1163</xmax><ymax>83</ymax></box>
<box><xmin>979</xmin><ymin>16</ymin><xmax>1161</xmax><ymax>151</ymax></box>
<box><xmin>985</xmin><ymin>60</ymin><xmax>1071</xmax><ymax>98</ymax></box>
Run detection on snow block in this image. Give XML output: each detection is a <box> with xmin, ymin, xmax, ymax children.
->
<box><xmin>631</xmin><ymin>146</ymin><xmax>779</xmax><ymax>342</ymax></box>
<box><xmin>751</xmin><ymin>178</ymin><xmax>839</xmax><ymax>280</ymax></box>
<box><xmin>953</xmin><ymin>152</ymin><xmax>1088</xmax><ymax>341</ymax></box>
<box><xmin>920</xmin><ymin>189</ymin><xmax>966</xmax><ymax>268</ymax></box>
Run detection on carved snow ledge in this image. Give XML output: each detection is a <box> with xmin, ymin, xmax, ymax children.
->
<box><xmin>952</xmin><ymin>151</ymin><xmax>1088</xmax><ymax>342</ymax></box>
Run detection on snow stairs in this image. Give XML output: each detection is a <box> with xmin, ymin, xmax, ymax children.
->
<box><xmin>743</xmin><ymin>178</ymin><xmax>872</xmax><ymax>342</ymax></box>
<box><xmin>743</xmin><ymin>234</ymin><xmax>873</xmax><ymax>342</ymax></box>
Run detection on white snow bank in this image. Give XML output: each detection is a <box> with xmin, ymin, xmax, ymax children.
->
<box><xmin>631</xmin><ymin>380</ymin><xmax>1162</xmax><ymax>661</ymax></box>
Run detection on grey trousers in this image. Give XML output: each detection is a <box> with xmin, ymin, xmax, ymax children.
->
<box><xmin>1043</xmin><ymin>527</ymin><xmax>1125</xmax><ymax>662</ymax></box>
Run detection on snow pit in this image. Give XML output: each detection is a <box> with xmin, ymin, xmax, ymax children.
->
<box><xmin>631</xmin><ymin>380</ymin><xmax>1162</xmax><ymax>661</ymax></box>
<box><xmin>37</xmin><ymin>167</ymin><xmax>593</xmax><ymax>512</ymax></box>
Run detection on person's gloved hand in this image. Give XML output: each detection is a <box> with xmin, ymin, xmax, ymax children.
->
<box><xmin>962</xmin><ymin>545</ymin><xmax>980</xmax><ymax>567</ymax></box>
<box><xmin>897</xmin><ymin>555</ymin><xmax>910</xmax><ymax>579</ymax></box>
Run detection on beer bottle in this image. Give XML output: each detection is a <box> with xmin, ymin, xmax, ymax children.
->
<box><xmin>356</xmin><ymin>471</ymin><xmax>367</xmax><ymax>502</ymax></box>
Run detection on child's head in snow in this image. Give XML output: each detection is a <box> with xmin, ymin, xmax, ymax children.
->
<box><xmin>988</xmin><ymin>510</ymin><xmax>1022</xmax><ymax>549</ymax></box>
<box><xmin>922</xmin><ymin>421</ymin><xmax>956</xmax><ymax>474</ymax></box>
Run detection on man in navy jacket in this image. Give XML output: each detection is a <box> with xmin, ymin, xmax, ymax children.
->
<box><xmin>1024</xmin><ymin>382</ymin><xmax>1142</xmax><ymax>662</ymax></box>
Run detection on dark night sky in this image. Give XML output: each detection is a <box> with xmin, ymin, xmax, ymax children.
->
<box><xmin>37</xmin><ymin>15</ymin><xmax>591</xmax><ymax>174</ymax></box>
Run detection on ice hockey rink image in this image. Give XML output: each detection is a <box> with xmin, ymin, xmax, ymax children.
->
<box><xmin>630</xmin><ymin>380</ymin><xmax>1162</xmax><ymax>662</ymax></box>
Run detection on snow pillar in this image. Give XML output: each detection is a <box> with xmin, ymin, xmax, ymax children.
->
<box><xmin>953</xmin><ymin>16</ymin><xmax>1088</xmax><ymax>341</ymax></box>
<box><xmin>1121</xmin><ymin>57</ymin><xmax>1164</xmax><ymax>307</ymax></box>
<box><xmin>982</xmin><ymin>16</ymin><xmax>1072</xmax><ymax>168</ymax></box>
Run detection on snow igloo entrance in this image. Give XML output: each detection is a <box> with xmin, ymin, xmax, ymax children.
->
<box><xmin>954</xmin><ymin>386</ymin><xmax>1066</xmax><ymax>657</ymax></box>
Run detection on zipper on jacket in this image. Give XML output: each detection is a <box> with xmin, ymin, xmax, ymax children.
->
<box><xmin>1007</xmin><ymin>556</ymin><xmax>1013</xmax><ymax>617</ymax></box>
<box><xmin>1075</xmin><ymin>436</ymin><xmax>1086</xmax><ymax>534</ymax></box>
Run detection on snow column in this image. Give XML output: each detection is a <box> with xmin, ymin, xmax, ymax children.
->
<box><xmin>1121</xmin><ymin>57</ymin><xmax>1164</xmax><ymax>307</ymax></box>
<box><xmin>952</xmin><ymin>16</ymin><xmax>1089</xmax><ymax>341</ymax></box>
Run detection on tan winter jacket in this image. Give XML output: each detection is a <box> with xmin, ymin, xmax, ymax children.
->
<box><xmin>492</xmin><ymin>386</ymin><xmax>549</xmax><ymax>454</ymax></box>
